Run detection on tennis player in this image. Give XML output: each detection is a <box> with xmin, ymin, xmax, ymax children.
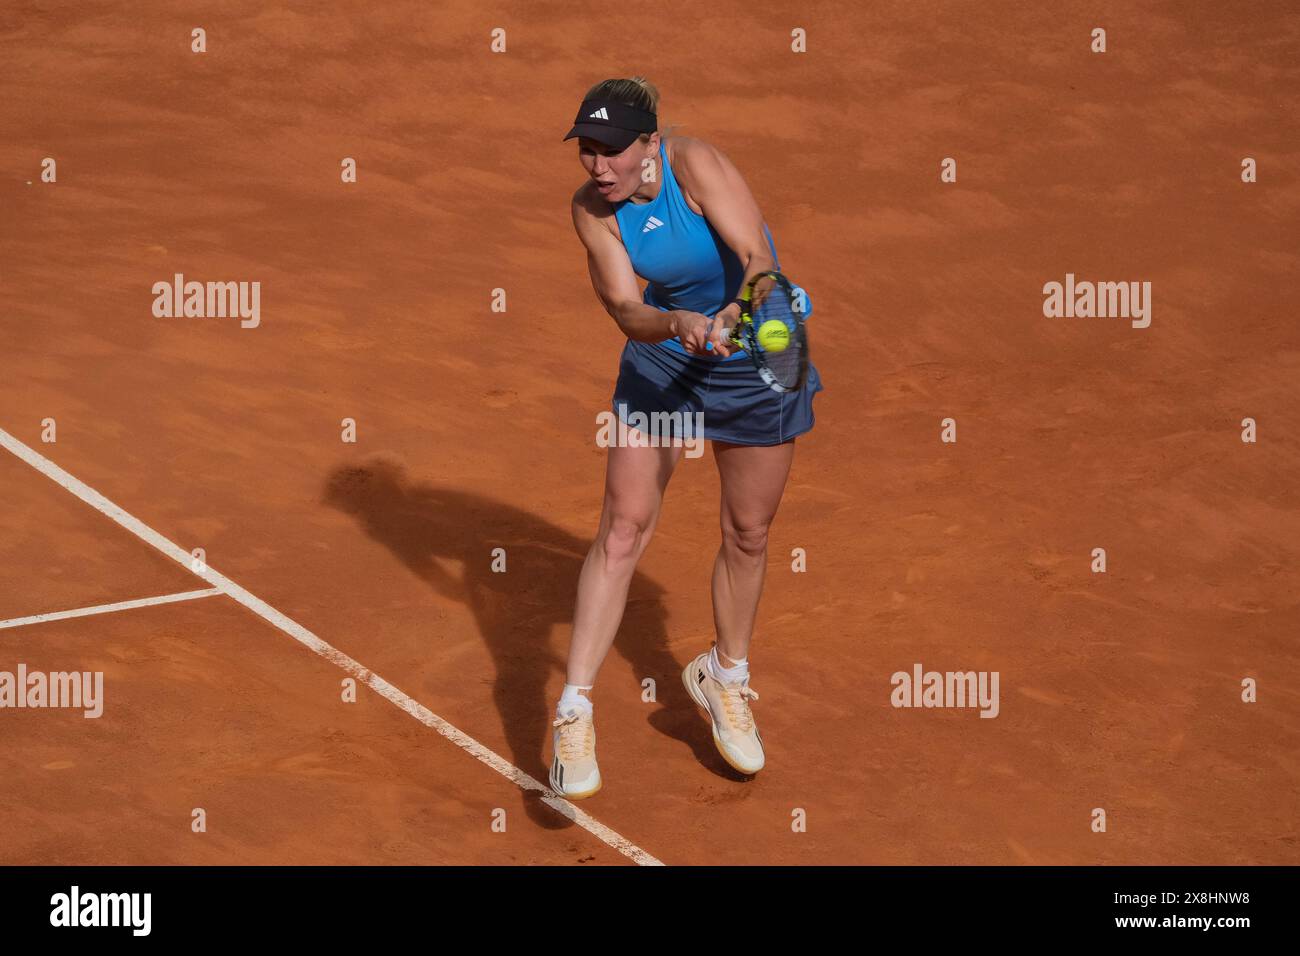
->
<box><xmin>550</xmin><ymin>77</ymin><xmax>824</xmax><ymax>798</ymax></box>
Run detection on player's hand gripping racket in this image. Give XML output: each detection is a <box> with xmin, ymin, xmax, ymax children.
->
<box><xmin>728</xmin><ymin>270</ymin><xmax>810</xmax><ymax>393</ymax></box>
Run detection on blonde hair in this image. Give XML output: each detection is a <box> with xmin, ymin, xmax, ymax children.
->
<box><xmin>583</xmin><ymin>76</ymin><xmax>680</xmax><ymax>141</ymax></box>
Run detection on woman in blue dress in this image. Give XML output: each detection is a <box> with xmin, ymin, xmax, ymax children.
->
<box><xmin>549</xmin><ymin>77</ymin><xmax>824</xmax><ymax>798</ymax></box>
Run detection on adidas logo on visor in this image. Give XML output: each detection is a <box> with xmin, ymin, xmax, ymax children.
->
<box><xmin>588</xmin><ymin>107</ymin><xmax>609</xmax><ymax>120</ymax></box>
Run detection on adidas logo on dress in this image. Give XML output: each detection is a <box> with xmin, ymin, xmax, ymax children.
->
<box><xmin>642</xmin><ymin>216</ymin><xmax>664</xmax><ymax>233</ymax></box>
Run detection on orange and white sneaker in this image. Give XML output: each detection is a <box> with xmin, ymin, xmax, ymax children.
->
<box><xmin>549</xmin><ymin>706</ymin><xmax>602</xmax><ymax>799</ymax></box>
<box><xmin>682</xmin><ymin>652</ymin><xmax>765</xmax><ymax>774</ymax></box>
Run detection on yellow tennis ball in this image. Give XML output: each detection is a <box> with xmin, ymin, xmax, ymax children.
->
<box><xmin>756</xmin><ymin>320</ymin><xmax>789</xmax><ymax>352</ymax></box>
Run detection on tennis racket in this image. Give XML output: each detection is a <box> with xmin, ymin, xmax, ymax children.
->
<box><xmin>728</xmin><ymin>270</ymin><xmax>810</xmax><ymax>393</ymax></box>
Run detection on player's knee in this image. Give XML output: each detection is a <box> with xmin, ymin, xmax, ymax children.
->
<box><xmin>723</xmin><ymin>522</ymin><xmax>769</xmax><ymax>559</ymax></box>
<box><xmin>603</xmin><ymin>513</ymin><xmax>651</xmax><ymax>564</ymax></box>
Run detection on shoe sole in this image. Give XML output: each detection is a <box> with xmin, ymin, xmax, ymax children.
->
<box><xmin>682</xmin><ymin>660</ymin><xmax>763</xmax><ymax>775</ymax></box>
<box><xmin>549</xmin><ymin>769</ymin><xmax>602</xmax><ymax>801</ymax></box>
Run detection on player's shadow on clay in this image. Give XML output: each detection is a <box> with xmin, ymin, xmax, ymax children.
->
<box><xmin>322</xmin><ymin>456</ymin><xmax>743</xmax><ymax>827</ymax></box>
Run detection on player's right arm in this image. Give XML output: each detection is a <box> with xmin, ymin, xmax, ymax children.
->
<box><xmin>571</xmin><ymin>185</ymin><xmax>714</xmax><ymax>352</ymax></box>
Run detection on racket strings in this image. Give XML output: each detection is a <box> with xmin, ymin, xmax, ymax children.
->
<box><xmin>750</xmin><ymin>287</ymin><xmax>805</xmax><ymax>388</ymax></box>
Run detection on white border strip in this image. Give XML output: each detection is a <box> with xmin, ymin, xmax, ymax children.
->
<box><xmin>0</xmin><ymin>587</ymin><xmax>222</xmax><ymax>630</ymax></box>
<box><xmin>0</xmin><ymin>427</ymin><xmax>662</xmax><ymax>866</ymax></box>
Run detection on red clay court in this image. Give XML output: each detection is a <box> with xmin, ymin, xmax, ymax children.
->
<box><xmin>1</xmin><ymin>2</ymin><xmax>1297</xmax><ymax>865</ymax></box>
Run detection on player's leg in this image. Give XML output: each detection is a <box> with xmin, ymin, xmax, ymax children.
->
<box><xmin>679</xmin><ymin>437</ymin><xmax>794</xmax><ymax>776</ymax></box>
<box><xmin>566</xmin><ymin>436</ymin><xmax>684</xmax><ymax>686</ymax></box>
<box><xmin>710</xmin><ymin>438</ymin><xmax>795</xmax><ymax>663</ymax></box>
<box><xmin>550</xmin><ymin>434</ymin><xmax>683</xmax><ymax>798</ymax></box>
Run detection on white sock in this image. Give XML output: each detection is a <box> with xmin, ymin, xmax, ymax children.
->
<box><xmin>707</xmin><ymin>646</ymin><xmax>749</xmax><ymax>684</ymax></box>
<box><xmin>558</xmin><ymin>683</ymin><xmax>593</xmax><ymax>718</ymax></box>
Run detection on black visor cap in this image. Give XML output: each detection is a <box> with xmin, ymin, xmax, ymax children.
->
<box><xmin>563</xmin><ymin>99</ymin><xmax>657</xmax><ymax>150</ymax></box>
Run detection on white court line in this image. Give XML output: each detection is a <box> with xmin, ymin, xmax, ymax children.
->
<box><xmin>0</xmin><ymin>426</ymin><xmax>663</xmax><ymax>866</ymax></box>
<box><xmin>0</xmin><ymin>587</ymin><xmax>222</xmax><ymax>630</ymax></box>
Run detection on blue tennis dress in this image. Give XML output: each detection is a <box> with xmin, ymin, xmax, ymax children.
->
<box><xmin>609</xmin><ymin>140</ymin><xmax>823</xmax><ymax>446</ymax></box>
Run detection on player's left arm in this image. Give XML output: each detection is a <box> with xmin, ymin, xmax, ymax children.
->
<box><xmin>679</xmin><ymin>139</ymin><xmax>776</xmax><ymax>335</ymax></box>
